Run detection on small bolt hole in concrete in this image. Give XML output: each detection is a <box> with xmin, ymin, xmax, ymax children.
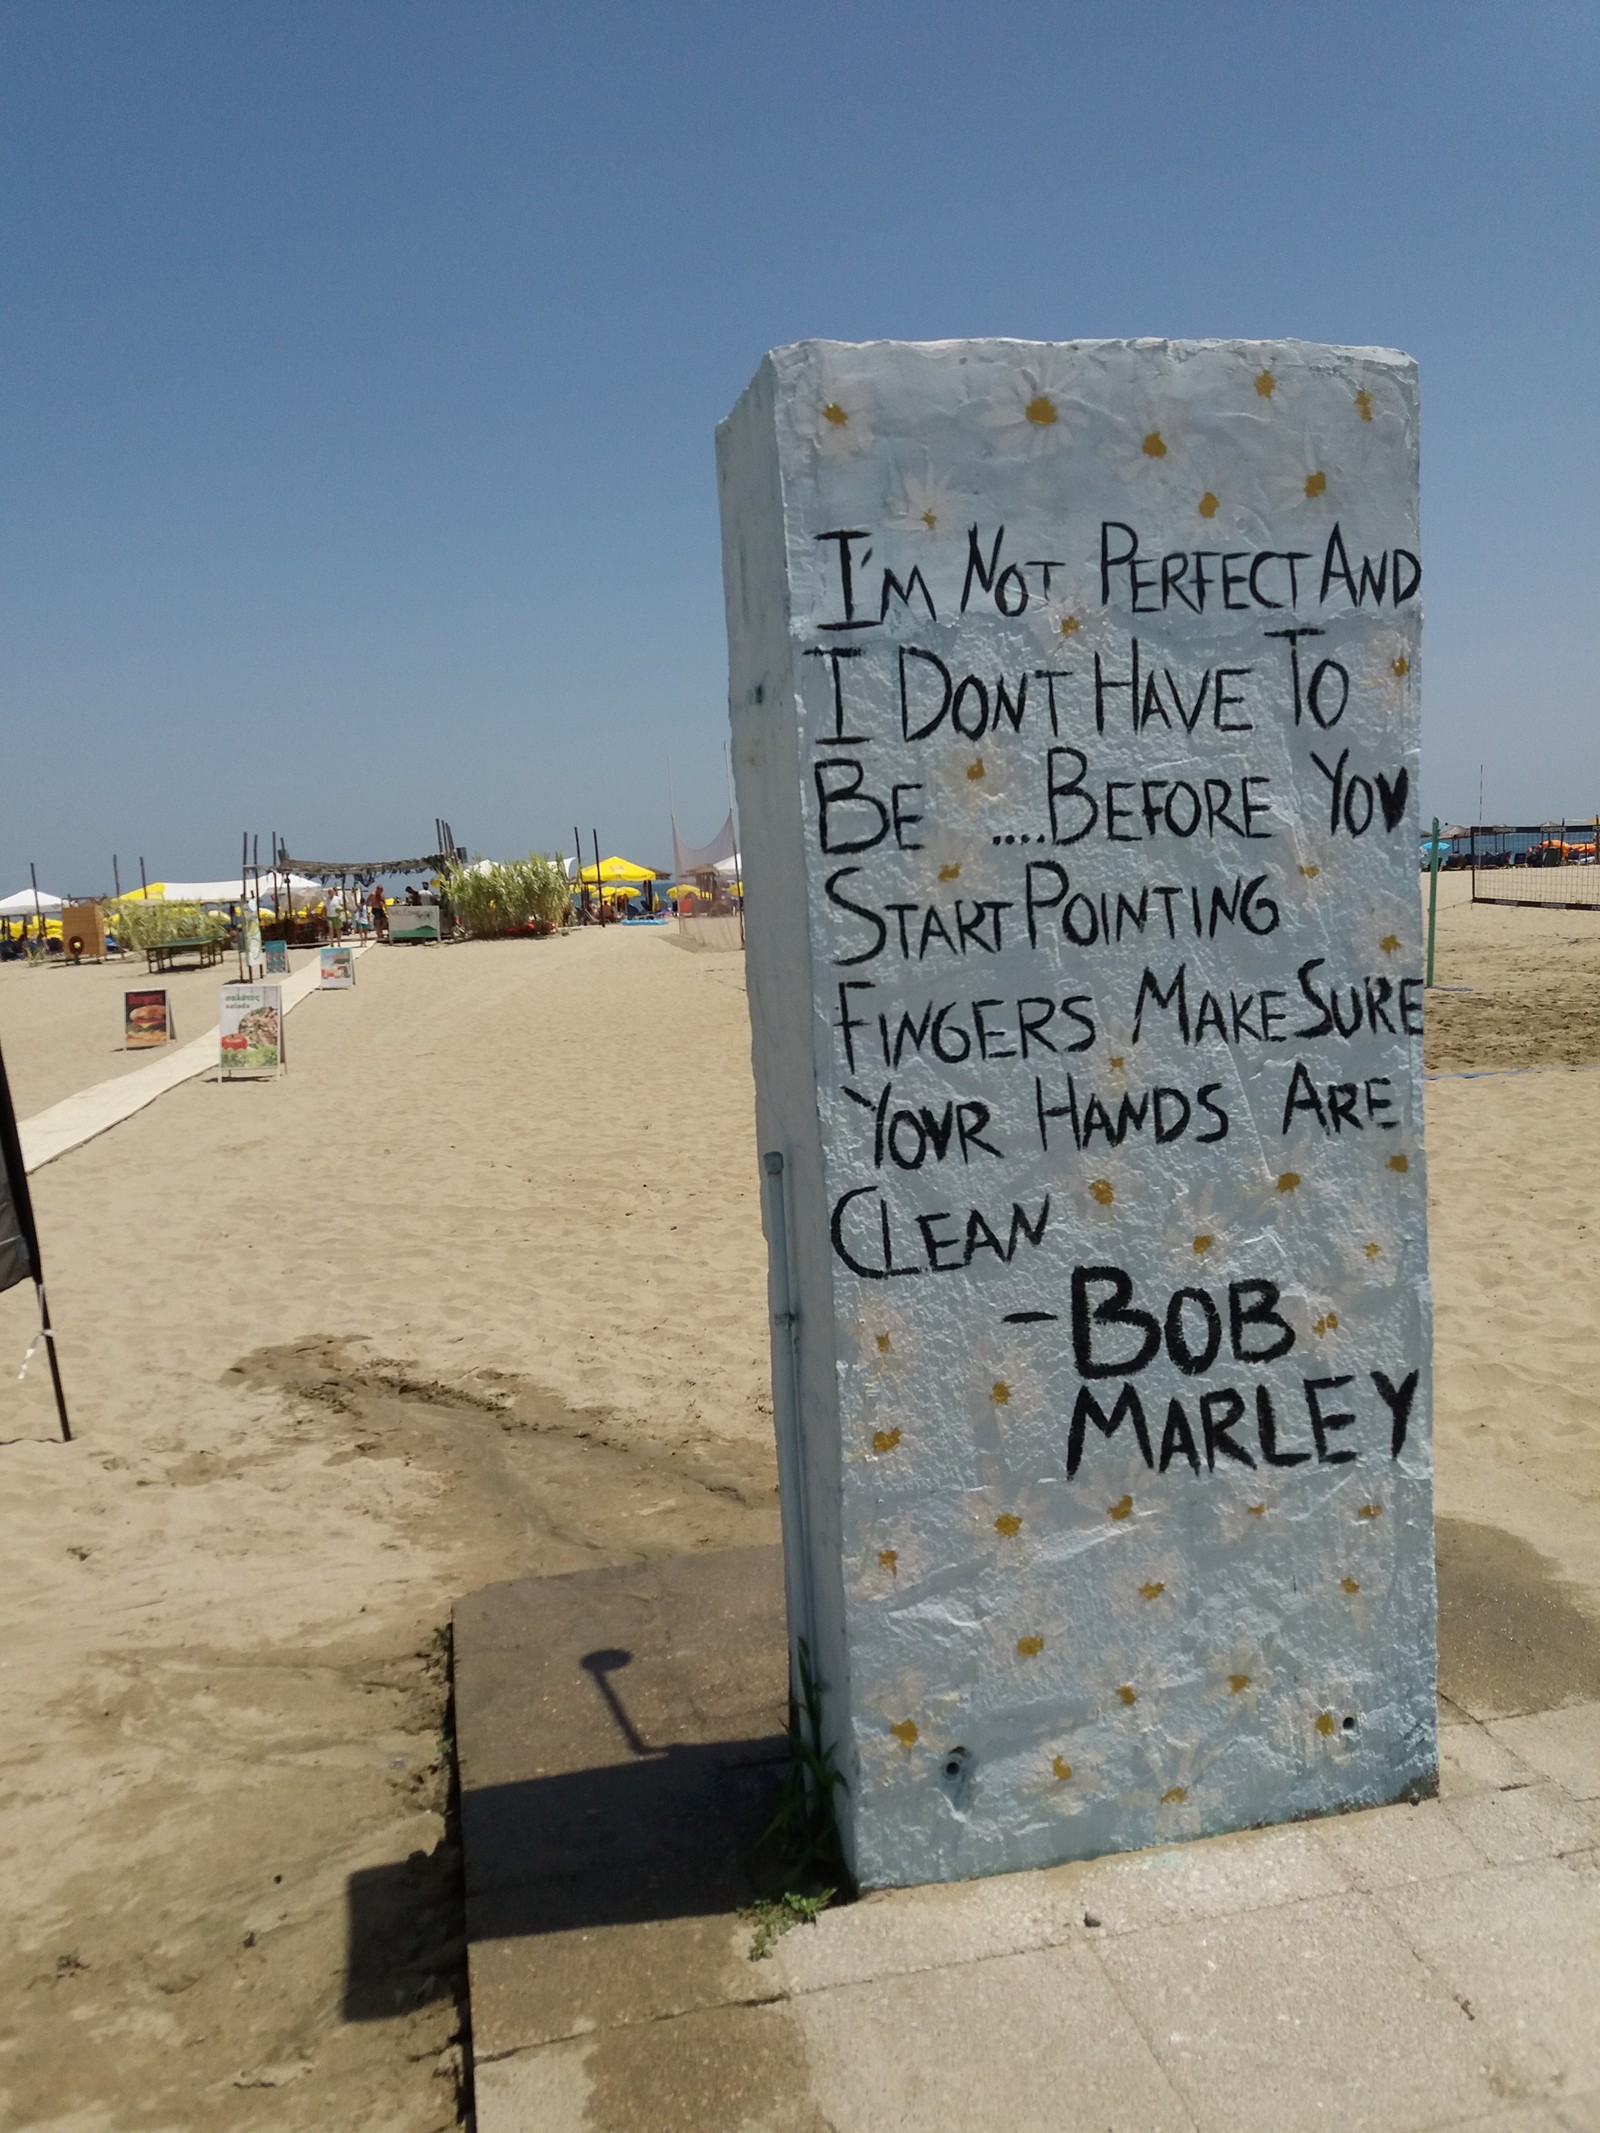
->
<box><xmin>940</xmin><ymin>1746</ymin><xmax>973</xmax><ymax>1813</ymax></box>
<box><xmin>1342</xmin><ymin>1715</ymin><xmax>1358</xmax><ymax>1731</ymax></box>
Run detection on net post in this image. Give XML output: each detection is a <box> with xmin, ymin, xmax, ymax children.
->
<box><xmin>1426</xmin><ymin>817</ymin><xmax>1441</xmax><ymax>988</ymax></box>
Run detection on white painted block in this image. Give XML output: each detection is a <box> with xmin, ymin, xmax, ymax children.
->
<box><xmin>718</xmin><ymin>339</ymin><xmax>1433</xmax><ymax>1889</ymax></box>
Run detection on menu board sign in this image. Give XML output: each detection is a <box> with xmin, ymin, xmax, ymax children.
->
<box><xmin>219</xmin><ymin>983</ymin><xmax>284</xmax><ymax>1079</ymax></box>
<box><xmin>124</xmin><ymin>990</ymin><xmax>173</xmax><ymax>1050</ymax></box>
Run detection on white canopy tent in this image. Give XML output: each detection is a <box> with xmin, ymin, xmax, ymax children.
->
<box><xmin>0</xmin><ymin>888</ymin><xmax>64</xmax><ymax>914</ymax></box>
<box><xmin>121</xmin><ymin>875</ymin><xmax>325</xmax><ymax>910</ymax></box>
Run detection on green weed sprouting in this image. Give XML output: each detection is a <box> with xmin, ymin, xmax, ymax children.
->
<box><xmin>743</xmin><ymin>1638</ymin><xmax>848</xmax><ymax>1959</ymax></box>
<box><xmin>743</xmin><ymin>1888</ymin><xmax>833</xmax><ymax>1962</ymax></box>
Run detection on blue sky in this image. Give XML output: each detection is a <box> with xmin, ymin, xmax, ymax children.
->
<box><xmin>3</xmin><ymin>0</ymin><xmax>1596</xmax><ymax>889</ymax></box>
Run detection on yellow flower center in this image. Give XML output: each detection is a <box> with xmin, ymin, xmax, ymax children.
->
<box><xmin>1025</xmin><ymin>394</ymin><xmax>1057</xmax><ymax>426</ymax></box>
<box><xmin>1198</xmin><ymin>491</ymin><xmax>1220</xmax><ymax>518</ymax></box>
<box><xmin>1089</xmin><ymin>1179</ymin><xmax>1114</xmax><ymax>1205</ymax></box>
<box><xmin>1255</xmin><ymin>370</ymin><xmax>1276</xmax><ymax>398</ymax></box>
<box><xmin>1142</xmin><ymin>430</ymin><xmax>1167</xmax><ymax>458</ymax></box>
<box><xmin>822</xmin><ymin>401</ymin><xmax>849</xmax><ymax>427</ymax></box>
<box><xmin>1305</xmin><ymin>469</ymin><xmax>1328</xmax><ymax>498</ymax></box>
<box><xmin>921</xmin><ymin>508</ymin><xmax>938</xmax><ymax>529</ymax></box>
<box><xmin>1355</xmin><ymin>388</ymin><xmax>1374</xmax><ymax>421</ymax></box>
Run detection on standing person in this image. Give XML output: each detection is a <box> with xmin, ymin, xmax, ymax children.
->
<box><xmin>368</xmin><ymin>883</ymin><xmax>389</xmax><ymax>940</ymax></box>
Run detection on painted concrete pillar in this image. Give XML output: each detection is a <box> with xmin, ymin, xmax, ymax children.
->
<box><xmin>718</xmin><ymin>339</ymin><xmax>1433</xmax><ymax>1889</ymax></box>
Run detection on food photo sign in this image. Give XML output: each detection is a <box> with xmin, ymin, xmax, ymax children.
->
<box><xmin>719</xmin><ymin>338</ymin><xmax>1431</xmax><ymax>1889</ymax></box>
<box><xmin>219</xmin><ymin>983</ymin><xmax>284</xmax><ymax>1080</ymax></box>
<box><xmin>319</xmin><ymin>945</ymin><xmax>355</xmax><ymax>988</ymax></box>
<box><xmin>124</xmin><ymin>990</ymin><xmax>173</xmax><ymax>1050</ymax></box>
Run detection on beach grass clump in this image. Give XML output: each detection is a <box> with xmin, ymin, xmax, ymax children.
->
<box><xmin>442</xmin><ymin>854</ymin><xmax>570</xmax><ymax>938</ymax></box>
<box><xmin>109</xmin><ymin>900</ymin><xmax>227</xmax><ymax>949</ymax></box>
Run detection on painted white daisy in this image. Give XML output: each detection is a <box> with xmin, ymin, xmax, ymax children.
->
<box><xmin>1359</xmin><ymin>622</ymin><xmax>1422</xmax><ymax>715</ymax></box>
<box><xmin>1102</xmin><ymin>409</ymin><xmax>1201</xmax><ymax>495</ymax></box>
<box><xmin>1263</xmin><ymin>449</ymin><xmax>1342</xmax><ymax>524</ymax></box>
<box><xmin>1027</xmin><ymin>594</ymin><xmax>1112</xmax><ymax>658</ymax></box>
<box><xmin>1159</xmin><ymin>1180</ymin><xmax>1231</xmax><ymax>1269</ymax></box>
<box><xmin>896</xmin><ymin>470</ymin><xmax>960</xmax><ymax>538</ymax></box>
<box><xmin>810</xmin><ymin>362</ymin><xmax>875</xmax><ymax>462</ymax></box>
<box><xmin>981</xmin><ymin>361</ymin><xmax>1081</xmax><ymax>460</ymax></box>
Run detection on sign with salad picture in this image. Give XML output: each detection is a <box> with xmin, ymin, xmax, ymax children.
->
<box><xmin>219</xmin><ymin>984</ymin><xmax>285</xmax><ymax>1079</ymax></box>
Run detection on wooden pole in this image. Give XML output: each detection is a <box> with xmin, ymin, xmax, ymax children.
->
<box><xmin>139</xmin><ymin>855</ymin><xmax>148</xmax><ymax>898</ymax></box>
<box><xmin>592</xmin><ymin>828</ymin><xmax>603</xmax><ymax>926</ymax></box>
<box><xmin>36</xmin><ymin>1280</ymin><xmax>71</xmax><ymax>1443</ymax></box>
<box><xmin>573</xmin><ymin>825</ymin><xmax>586</xmax><ymax>920</ymax></box>
<box><xmin>1426</xmin><ymin>816</ymin><xmax>1442</xmax><ymax>988</ymax></box>
<box><xmin>29</xmin><ymin>862</ymin><xmax>43</xmax><ymax>944</ymax></box>
<box><xmin>112</xmin><ymin>854</ymin><xmax>121</xmax><ymax>900</ymax></box>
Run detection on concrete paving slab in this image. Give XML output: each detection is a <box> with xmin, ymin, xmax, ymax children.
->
<box><xmin>457</xmin><ymin>1545</ymin><xmax>1599</xmax><ymax>2131</ymax></box>
<box><xmin>468</xmin><ymin>1912</ymin><xmax>768</xmax><ymax>2059</ymax></box>
<box><xmin>1064</xmin><ymin>1820</ymin><xmax>1352</xmax><ymax>1938</ymax></box>
<box><xmin>1488</xmin><ymin>1704</ymin><xmax>1600</xmax><ymax>1802</ymax></box>
<box><xmin>474</xmin><ymin>1998</ymin><xmax>826</xmax><ymax>2133</ymax></box>
<box><xmin>1437</xmin><ymin>1521</ymin><xmax>1600</xmax><ymax>1723</ymax></box>
<box><xmin>1379</xmin><ymin>1858</ymin><xmax>1600</xmax><ymax>2093</ymax></box>
<box><xmin>1310</xmin><ymin>1796</ymin><xmax>1489</xmax><ymax>1889</ymax></box>
<box><xmin>1093</xmin><ymin>1890</ymin><xmax>1514</xmax><ymax>2133</ymax></box>
<box><xmin>1437</xmin><ymin>2104</ymin><xmax>1599</xmax><ymax>2133</ymax></box>
<box><xmin>1442</xmin><ymin>1723</ymin><xmax>1541</xmax><ymax>1799</ymax></box>
<box><xmin>455</xmin><ymin>1546</ymin><xmax>790</xmax><ymax>2069</ymax></box>
<box><xmin>768</xmin><ymin>1868</ymin><xmax>1077</xmax><ymax>1999</ymax></box>
<box><xmin>1441</xmin><ymin>1782</ymin><xmax>1600</xmax><ymax>1868</ymax></box>
<box><xmin>791</xmin><ymin>1942</ymin><xmax>1196</xmax><ymax>2133</ymax></box>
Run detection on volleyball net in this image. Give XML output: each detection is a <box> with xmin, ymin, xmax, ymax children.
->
<box><xmin>1461</xmin><ymin>823</ymin><xmax>1600</xmax><ymax>910</ymax></box>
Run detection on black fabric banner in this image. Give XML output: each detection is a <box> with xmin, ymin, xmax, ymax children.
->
<box><xmin>0</xmin><ymin>1039</ymin><xmax>38</xmax><ymax>1298</ymax></box>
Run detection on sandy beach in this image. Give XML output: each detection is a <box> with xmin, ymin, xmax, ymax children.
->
<box><xmin>0</xmin><ymin>883</ymin><xmax>1598</xmax><ymax>2130</ymax></box>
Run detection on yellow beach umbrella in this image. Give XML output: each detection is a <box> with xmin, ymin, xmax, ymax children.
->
<box><xmin>578</xmin><ymin>854</ymin><xmax>656</xmax><ymax>886</ymax></box>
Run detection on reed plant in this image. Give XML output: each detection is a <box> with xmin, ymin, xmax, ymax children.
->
<box><xmin>441</xmin><ymin>854</ymin><xmax>570</xmax><ymax>938</ymax></box>
<box><xmin>108</xmin><ymin>900</ymin><xmax>227</xmax><ymax>948</ymax></box>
